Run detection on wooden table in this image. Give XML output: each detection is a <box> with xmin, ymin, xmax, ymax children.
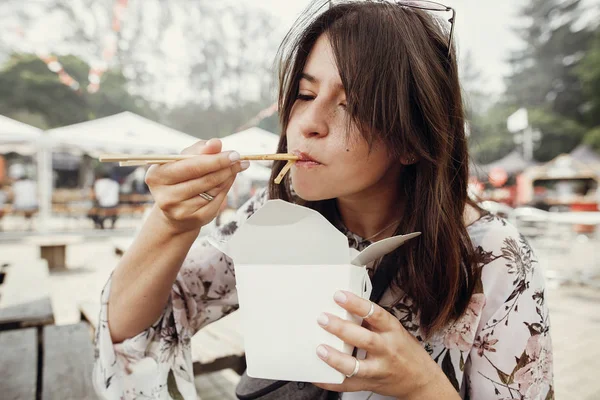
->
<box><xmin>0</xmin><ymin>261</ymin><xmax>54</xmax><ymax>330</ymax></box>
<box><xmin>0</xmin><ymin>322</ymin><xmax>97</xmax><ymax>399</ymax></box>
<box><xmin>25</xmin><ymin>236</ymin><xmax>83</xmax><ymax>270</ymax></box>
<box><xmin>0</xmin><ymin>262</ymin><xmax>95</xmax><ymax>398</ymax></box>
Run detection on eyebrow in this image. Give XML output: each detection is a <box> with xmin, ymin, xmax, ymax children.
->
<box><xmin>300</xmin><ymin>72</ymin><xmax>344</xmax><ymax>91</ymax></box>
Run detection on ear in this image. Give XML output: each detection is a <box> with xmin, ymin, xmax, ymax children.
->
<box><xmin>401</xmin><ymin>155</ymin><xmax>418</xmax><ymax>165</ymax></box>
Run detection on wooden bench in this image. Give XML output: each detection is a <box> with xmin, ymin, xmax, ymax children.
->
<box><xmin>25</xmin><ymin>235</ymin><xmax>84</xmax><ymax>270</ymax></box>
<box><xmin>0</xmin><ymin>322</ymin><xmax>97</xmax><ymax>399</ymax></box>
<box><xmin>0</xmin><ymin>260</ymin><xmax>54</xmax><ymax>330</ymax></box>
<box><xmin>79</xmin><ymin>301</ymin><xmax>246</xmax><ymax>376</ymax></box>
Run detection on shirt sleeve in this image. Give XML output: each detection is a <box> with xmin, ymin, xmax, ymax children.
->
<box><xmin>464</xmin><ymin>219</ymin><xmax>554</xmax><ymax>400</ymax></box>
<box><xmin>93</xmin><ymin>189</ymin><xmax>269</xmax><ymax>400</ymax></box>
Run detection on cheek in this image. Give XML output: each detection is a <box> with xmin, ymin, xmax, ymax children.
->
<box><xmin>337</xmin><ymin>148</ymin><xmax>391</xmax><ymax>185</ymax></box>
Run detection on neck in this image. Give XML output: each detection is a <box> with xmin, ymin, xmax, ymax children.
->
<box><xmin>336</xmin><ymin>173</ymin><xmax>402</xmax><ymax>241</ymax></box>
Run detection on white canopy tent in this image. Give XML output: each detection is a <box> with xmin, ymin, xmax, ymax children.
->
<box><xmin>0</xmin><ymin>115</ymin><xmax>43</xmax><ymax>155</ymax></box>
<box><xmin>220</xmin><ymin>127</ymin><xmax>280</xmax><ymax>181</ymax></box>
<box><xmin>0</xmin><ymin>115</ymin><xmax>43</xmax><ymax>141</ymax></box>
<box><xmin>46</xmin><ymin>111</ymin><xmax>198</xmax><ymax>155</ymax></box>
<box><xmin>220</xmin><ymin>127</ymin><xmax>280</xmax><ymax>154</ymax></box>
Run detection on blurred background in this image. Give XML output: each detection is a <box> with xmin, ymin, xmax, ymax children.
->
<box><xmin>0</xmin><ymin>1</ymin><xmax>599</xmax><ymax>399</ymax></box>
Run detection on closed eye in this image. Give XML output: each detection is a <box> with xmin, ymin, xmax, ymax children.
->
<box><xmin>296</xmin><ymin>94</ymin><xmax>315</xmax><ymax>101</ymax></box>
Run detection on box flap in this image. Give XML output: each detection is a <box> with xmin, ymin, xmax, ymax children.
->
<box><xmin>222</xmin><ymin>200</ymin><xmax>350</xmax><ymax>265</ymax></box>
<box><xmin>351</xmin><ymin>232</ymin><xmax>421</xmax><ymax>266</ymax></box>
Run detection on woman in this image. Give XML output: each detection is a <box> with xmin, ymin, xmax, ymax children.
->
<box><xmin>94</xmin><ymin>1</ymin><xmax>553</xmax><ymax>399</ymax></box>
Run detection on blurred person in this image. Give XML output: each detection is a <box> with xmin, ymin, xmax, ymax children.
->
<box><xmin>122</xmin><ymin>167</ymin><xmax>150</xmax><ymax>195</ymax></box>
<box><xmin>95</xmin><ymin>2</ymin><xmax>553</xmax><ymax>400</ymax></box>
<box><xmin>0</xmin><ymin>182</ymin><xmax>6</xmax><ymax>230</ymax></box>
<box><xmin>91</xmin><ymin>170</ymin><xmax>120</xmax><ymax>229</ymax></box>
<box><xmin>9</xmin><ymin>169</ymin><xmax>38</xmax><ymax>231</ymax></box>
<box><xmin>132</xmin><ymin>167</ymin><xmax>150</xmax><ymax>195</ymax></box>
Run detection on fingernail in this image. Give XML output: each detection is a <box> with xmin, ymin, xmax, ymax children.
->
<box><xmin>334</xmin><ymin>291</ymin><xmax>347</xmax><ymax>304</ymax></box>
<box><xmin>317</xmin><ymin>313</ymin><xmax>329</xmax><ymax>326</ymax></box>
<box><xmin>240</xmin><ymin>160</ymin><xmax>250</xmax><ymax>170</ymax></box>
<box><xmin>229</xmin><ymin>151</ymin><xmax>240</xmax><ymax>163</ymax></box>
<box><xmin>317</xmin><ymin>345</ymin><xmax>328</xmax><ymax>359</ymax></box>
<box><xmin>206</xmin><ymin>138</ymin><xmax>219</xmax><ymax>146</ymax></box>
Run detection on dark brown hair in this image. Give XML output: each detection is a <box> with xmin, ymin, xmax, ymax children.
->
<box><xmin>268</xmin><ymin>0</ymin><xmax>479</xmax><ymax>336</ymax></box>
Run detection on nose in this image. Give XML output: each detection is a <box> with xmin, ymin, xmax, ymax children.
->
<box><xmin>297</xmin><ymin>101</ymin><xmax>330</xmax><ymax>139</ymax></box>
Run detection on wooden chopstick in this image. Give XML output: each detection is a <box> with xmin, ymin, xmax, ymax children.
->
<box><xmin>118</xmin><ymin>161</ymin><xmax>172</xmax><ymax>167</ymax></box>
<box><xmin>101</xmin><ymin>153</ymin><xmax>298</xmax><ymax>185</ymax></box>
<box><xmin>240</xmin><ymin>154</ymin><xmax>298</xmax><ymax>161</ymax></box>
<box><xmin>99</xmin><ymin>153</ymin><xmax>299</xmax><ymax>164</ymax></box>
<box><xmin>274</xmin><ymin>160</ymin><xmax>295</xmax><ymax>184</ymax></box>
<box><xmin>100</xmin><ymin>154</ymin><xmax>195</xmax><ymax>162</ymax></box>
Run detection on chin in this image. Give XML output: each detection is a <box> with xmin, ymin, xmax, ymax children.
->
<box><xmin>294</xmin><ymin>191</ymin><xmax>330</xmax><ymax>202</ymax></box>
<box><xmin>291</xmin><ymin>180</ymin><xmax>337</xmax><ymax>202</ymax></box>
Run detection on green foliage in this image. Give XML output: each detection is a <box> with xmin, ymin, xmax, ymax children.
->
<box><xmin>575</xmin><ymin>29</ymin><xmax>600</xmax><ymax>127</ymax></box>
<box><xmin>166</xmin><ymin>100</ymin><xmax>279</xmax><ymax>139</ymax></box>
<box><xmin>0</xmin><ymin>53</ymin><xmax>156</xmax><ymax>128</ymax></box>
<box><xmin>505</xmin><ymin>0</ymin><xmax>592</xmax><ymax>120</ymax></box>
<box><xmin>471</xmin><ymin>0</ymin><xmax>600</xmax><ymax>163</ymax></box>
<box><xmin>528</xmin><ymin>108</ymin><xmax>586</xmax><ymax>160</ymax></box>
<box><xmin>584</xmin><ymin>126</ymin><xmax>600</xmax><ymax>151</ymax></box>
<box><xmin>469</xmin><ymin>103</ymin><xmax>516</xmax><ymax>164</ymax></box>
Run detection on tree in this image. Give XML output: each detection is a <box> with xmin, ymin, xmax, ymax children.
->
<box><xmin>468</xmin><ymin>103</ymin><xmax>517</xmax><ymax>164</ymax></box>
<box><xmin>527</xmin><ymin>108</ymin><xmax>586</xmax><ymax>160</ymax></box>
<box><xmin>493</xmin><ymin>0</ymin><xmax>598</xmax><ymax>161</ymax></box>
<box><xmin>584</xmin><ymin>127</ymin><xmax>600</xmax><ymax>151</ymax></box>
<box><xmin>0</xmin><ymin>53</ymin><xmax>155</xmax><ymax>128</ymax></box>
<box><xmin>0</xmin><ymin>0</ymin><xmax>279</xmax><ymax>108</ymax></box>
<box><xmin>166</xmin><ymin>101</ymin><xmax>279</xmax><ymax>139</ymax></box>
<box><xmin>576</xmin><ymin>26</ymin><xmax>600</xmax><ymax>149</ymax></box>
<box><xmin>505</xmin><ymin>0</ymin><xmax>593</xmax><ymax>118</ymax></box>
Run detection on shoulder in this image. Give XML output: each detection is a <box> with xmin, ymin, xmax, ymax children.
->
<box><xmin>468</xmin><ymin>213</ymin><xmax>542</xmax><ymax>318</ymax></box>
<box><xmin>468</xmin><ymin>213</ymin><xmax>524</xmax><ymax>255</ymax></box>
<box><xmin>468</xmin><ymin>213</ymin><xmax>538</xmax><ymax>280</ymax></box>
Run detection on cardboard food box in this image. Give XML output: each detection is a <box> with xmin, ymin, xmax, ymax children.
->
<box><xmin>211</xmin><ymin>200</ymin><xmax>420</xmax><ymax>384</ymax></box>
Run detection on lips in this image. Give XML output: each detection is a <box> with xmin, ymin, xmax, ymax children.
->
<box><xmin>292</xmin><ymin>150</ymin><xmax>322</xmax><ymax>166</ymax></box>
<box><xmin>291</xmin><ymin>150</ymin><xmax>322</xmax><ymax>169</ymax></box>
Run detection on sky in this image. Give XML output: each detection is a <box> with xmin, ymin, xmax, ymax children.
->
<box><xmin>250</xmin><ymin>0</ymin><xmax>600</xmax><ymax>95</ymax></box>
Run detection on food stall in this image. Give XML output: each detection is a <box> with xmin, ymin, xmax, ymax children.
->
<box><xmin>519</xmin><ymin>154</ymin><xmax>598</xmax><ymax>210</ymax></box>
<box><xmin>518</xmin><ymin>154</ymin><xmax>599</xmax><ymax>232</ymax></box>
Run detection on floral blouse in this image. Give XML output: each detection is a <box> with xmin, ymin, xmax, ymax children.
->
<box><xmin>93</xmin><ymin>189</ymin><xmax>554</xmax><ymax>400</ymax></box>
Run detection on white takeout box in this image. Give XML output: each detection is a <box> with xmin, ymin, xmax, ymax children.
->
<box><xmin>210</xmin><ymin>200</ymin><xmax>420</xmax><ymax>384</ymax></box>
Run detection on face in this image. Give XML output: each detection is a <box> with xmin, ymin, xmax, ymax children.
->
<box><xmin>286</xmin><ymin>34</ymin><xmax>401</xmax><ymax>202</ymax></box>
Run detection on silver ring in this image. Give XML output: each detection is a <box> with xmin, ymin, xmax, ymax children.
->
<box><xmin>346</xmin><ymin>358</ymin><xmax>360</xmax><ymax>378</ymax></box>
<box><xmin>199</xmin><ymin>192</ymin><xmax>215</xmax><ymax>202</ymax></box>
<box><xmin>361</xmin><ymin>302</ymin><xmax>375</xmax><ymax>319</ymax></box>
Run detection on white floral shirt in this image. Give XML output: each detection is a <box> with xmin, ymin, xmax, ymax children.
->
<box><xmin>93</xmin><ymin>189</ymin><xmax>554</xmax><ymax>400</ymax></box>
